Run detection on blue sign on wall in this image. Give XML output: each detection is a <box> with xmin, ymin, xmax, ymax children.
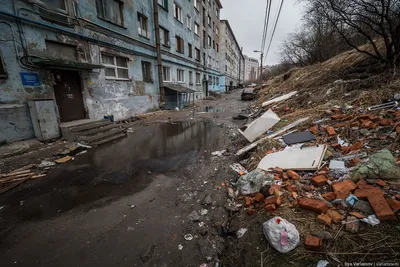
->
<box><xmin>20</xmin><ymin>72</ymin><xmax>40</xmax><ymax>86</ymax></box>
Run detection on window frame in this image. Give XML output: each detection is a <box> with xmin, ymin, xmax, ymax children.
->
<box><xmin>196</xmin><ymin>72</ymin><xmax>201</xmax><ymax>85</ymax></box>
<box><xmin>96</xmin><ymin>0</ymin><xmax>125</xmax><ymax>27</ymax></box>
<box><xmin>163</xmin><ymin>66</ymin><xmax>171</xmax><ymax>82</ymax></box>
<box><xmin>188</xmin><ymin>43</ymin><xmax>193</xmax><ymax>58</ymax></box>
<box><xmin>173</xmin><ymin>2</ymin><xmax>183</xmax><ymax>23</ymax></box>
<box><xmin>137</xmin><ymin>12</ymin><xmax>149</xmax><ymax>39</ymax></box>
<box><xmin>194</xmin><ymin>22</ymin><xmax>200</xmax><ymax>36</ymax></box>
<box><xmin>207</xmin><ymin>15</ymin><xmax>211</xmax><ymax>26</ymax></box>
<box><xmin>195</xmin><ymin>47</ymin><xmax>201</xmax><ymax>62</ymax></box>
<box><xmin>207</xmin><ymin>35</ymin><xmax>212</xmax><ymax>47</ymax></box>
<box><xmin>176</xmin><ymin>35</ymin><xmax>184</xmax><ymax>54</ymax></box>
<box><xmin>189</xmin><ymin>71</ymin><xmax>193</xmax><ymax>85</ymax></box>
<box><xmin>141</xmin><ymin>61</ymin><xmax>153</xmax><ymax>83</ymax></box>
<box><xmin>194</xmin><ymin>0</ymin><xmax>199</xmax><ymax>11</ymax></box>
<box><xmin>101</xmin><ymin>53</ymin><xmax>130</xmax><ymax>80</ymax></box>
<box><xmin>157</xmin><ymin>0</ymin><xmax>168</xmax><ymax>10</ymax></box>
<box><xmin>177</xmin><ymin>69</ymin><xmax>185</xmax><ymax>83</ymax></box>
<box><xmin>186</xmin><ymin>15</ymin><xmax>191</xmax><ymax>30</ymax></box>
<box><xmin>160</xmin><ymin>26</ymin><xmax>170</xmax><ymax>47</ymax></box>
<box><xmin>0</xmin><ymin>50</ymin><xmax>7</xmax><ymax>79</ymax></box>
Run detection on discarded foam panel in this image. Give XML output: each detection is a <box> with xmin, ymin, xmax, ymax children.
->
<box><xmin>282</xmin><ymin>131</ymin><xmax>315</xmax><ymax>145</ymax></box>
<box><xmin>238</xmin><ymin>109</ymin><xmax>280</xmax><ymax>142</ymax></box>
<box><xmin>258</xmin><ymin>145</ymin><xmax>327</xmax><ymax>171</ymax></box>
<box><xmin>262</xmin><ymin>91</ymin><xmax>298</xmax><ymax>108</ymax></box>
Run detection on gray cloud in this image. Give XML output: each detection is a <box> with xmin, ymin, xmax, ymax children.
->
<box><xmin>220</xmin><ymin>0</ymin><xmax>304</xmax><ymax>65</ymax></box>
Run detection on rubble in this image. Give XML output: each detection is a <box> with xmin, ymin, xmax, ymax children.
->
<box><xmin>235</xmin><ymin>169</ymin><xmax>274</xmax><ymax>195</ymax></box>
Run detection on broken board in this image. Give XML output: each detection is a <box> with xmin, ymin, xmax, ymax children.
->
<box><xmin>282</xmin><ymin>131</ymin><xmax>315</xmax><ymax>145</ymax></box>
<box><xmin>261</xmin><ymin>91</ymin><xmax>298</xmax><ymax>107</ymax></box>
<box><xmin>257</xmin><ymin>145</ymin><xmax>327</xmax><ymax>171</ymax></box>
<box><xmin>238</xmin><ymin>109</ymin><xmax>280</xmax><ymax>142</ymax></box>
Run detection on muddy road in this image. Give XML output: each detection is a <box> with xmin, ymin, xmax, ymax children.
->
<box><xmin>0</xmin><ymin>90</ymin><xmax>251</xmax><ymax>267</ymax></box>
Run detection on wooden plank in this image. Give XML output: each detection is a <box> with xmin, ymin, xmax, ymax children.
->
<box><xmin>0</xmin><ymin>178</ymin><xmax>30</xmax><ymax>195</ymax></box>
<box><xmin>13</xmin><ymin>163</ymin><xmax>36</xmax><ymax>172</ymax></box>
<box><xmin>0</xmin><ymin>173</ymin><xmax>33</xmax><ymax>183</ymax></box>
<box><xmin>0</xmin><ymin>170</ymin><xmax>31</xmax><ymax>178</ymax></box>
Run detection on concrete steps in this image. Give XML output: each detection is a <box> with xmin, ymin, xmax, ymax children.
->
<box><xmin>60</xmin><ymin>119</ymin><xmax>127</xmax><ymax>146</ymax></box>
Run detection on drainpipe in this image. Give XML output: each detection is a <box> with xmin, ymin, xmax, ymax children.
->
<box><xmin>152</xmin><ymin>0</ymin><xmax>165</xmax><ymax>106</ymax></box>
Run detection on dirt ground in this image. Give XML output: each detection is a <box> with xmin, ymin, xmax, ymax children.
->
<box><xmin>0</xmin><ymin>89</ymin><xmax>260</xmax><ymax>267</ymax></box>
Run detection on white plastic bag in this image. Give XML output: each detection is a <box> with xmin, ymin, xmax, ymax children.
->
<box><xmin>263</xmin><ymin>217</ymin><xmax>300</xmax><ymax>253</ymax></box>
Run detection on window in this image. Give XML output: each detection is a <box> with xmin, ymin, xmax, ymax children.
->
<box><xmin>137</xmin><ymin>13</ymin><xmax>149</xmax><ymax>38</ymax></box>
<box><xmin>163</xmin><ymin>66</ymin><xmax>171</xmax><ymax>81</ymax></box>
<box><xmin>216</xmin><ymin>43</ymin><xmax>219</xmax><ymax>52</ymax></box>
<box><xmin>194</xmin><ymin>0</ymin><xmax>199</xmax><ymax>10</ymax></box>
<box><xmin>0</xmin><ymin>51</ymin><xmax>7</xmax><ymax>78</ymax></box>
<box><xmin>177</xmin><ymin>69</ymin><xmax>185</xmax><ymax>82</ymax></box>
<box><xmin>101</xmin><ymin>53</ymin><xmax>129</xmax><ymax>79</ymax></box>
<box><xmin>202</xmin><ymin>7</ymin><xmax>206</xmax><ymax>26</ymax></box>
<box><xmin>189</xmin><ymin>71</ymin><xmax>193</xmax><ymax>85</ymax></box>
<box><xmin>216</xmin><ymin>8</ymin><xmax>219</xmax><ymax>18</ymax></box>
<box><xmin>208</xmin><ymin>35</ymin><xmax>212</xmax><ymax>46</ymax></box>
<box><xmin>216</xmin><ymin>77</ymin><xmax>219</xmax><ymax>85</ymax></box>
<box><xmin>186</xmin><ymin>15</ymin><xmax>191</xmax><ymax>30</ymax></box>
<box><xmin>188</xmin><ymin>43</ymin><xmax>193</xmax><ymax>58</ymax></box>
<box><xmin>196</xmin><ymin>72</ymin><xmax>201</xmax><ymax>84</ymax></box>
<box><xmin>208</xmin><ymin>56</ymin><xmax>211</xmax><ymax>67</ymax></box>
<box><xmin>215</xmin><ymin>26</ymin><xmax>219</xmax><ymax>36</ymax></box>
<box><xmin>96</xmin><ymin>0</ymin><xmax>124</xmax><ymax>26</ymax></box>
<box><xmin>216</xmin><ymin>60</ymin><xmax>219</xmax><ymax>69</ymax></box>
<box><xmin>195</xmin><ymin>48</ymin><xmax>201</xmax><ymax>61</ymax></box>
<box><xmin>158</xmin><ymin>0</ymin><xmax>168</xmax><ymax>9</ymax></box>
<box><xmin>212</xmin><ymin>76</ymin><xmax>215</xmax><ymax>85</ymax></box>
<box><xmin>207</xmin><ymin>15</ymin><xmax>211</xmax><ymax>26</ymax></box>
<box><xmin>141</xmin><ymin>61</ymin><xmax>152</xmax><ymax>82</ymax></box>
<box><xmin>213</xmin><ymin>40</ymin><xmax>215</xmax><ymax>50</ymax></box>
<box><xmin>173</xmin><ymin>2</ymin><xmax>182</xmax><ymax>22</ymax></box>
<box><xmin>225</xmin><ymin>65</ymin><xmax>228</xmax><ymax>72</ymax></box>
<box><xmin>194</xmin><ymin>22</ymin><xmax>200</xmax><ymax>35</ymax></box>
<box><xmin>203</xmin><ymin>30</ymin><xmax>206</xmax><ymax>48</ymax></box>
<box><xmin>176</xmin><ymin>35</ymin><xmax>184</xmax><ymax>54</ymax></box>
<box><xmin>160</xmin><ymin>27</ymin><xmax>170</xmax><ymax>46</ymax></box>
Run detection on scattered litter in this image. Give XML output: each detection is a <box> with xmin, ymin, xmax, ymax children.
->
<box><xmin>189</xmin><ymin>210</ymin><xmax>201</xmax><ymax>222</ymax></box>
<box><xmin>263</xmin><ymin>217</ymin><xmax>300</xmax><ymax>253</ymax></box>
<box><xmin>346</xmin><ymin>194</ymin><xmax>358</xmax><ymax>206</ymax></box>
<box><xmin>236</xmin><ymin>169</ymin><xmax>274</xmax><ymax>195</ymax></box>
<box><xmin>258</xmin><ymin>145</ymin><xmax>327</xmax><ymax>171</ymax></box>
<box><xmin>130</xmin><ymin>204</ymin><xmax>136</xmax><ymax>209</ymax></box>
<box><xmin>262</xmin><ymin>91</ymin><xmax>298</xmax><ymax>107</ymax></box>
<box><xmin>282</xmin><ymin>131</ymin><xmax>315</xmax><ymax>145</ymax></box>
<box><xmin>336</xmin><ymin>152</ymin><xmax>368</xmax><ymax>161</ymax></box>
<box><xmin>317</xmin><ymin>260</ymin><xmax>330</xmax><ymax>267</ymax></box>
<box><xmin>367</xmin><ymin>101</ymin><xmax>398</xmax><ymax>111</ymax></box>
<box><xmin>76</xmin><ymin>150</ymin><xmax>87</xmax><ymax>156</ymax></box>
<box><xmin>337</xmin><ymin>135</ymin><xmax>348</xmax><ymax>146</ymax></box>
<box><xmin>77</xmin><ymin>142</ymin><xmax>92</xmax><ymax>149</ymax></box>
<box><xmin>199</xmin><ymin>209</ymin><xmax>208</xmax><ymax>216</ymax></box>
<box><xmin>38</xmin><ymin>160</ymin><xmax>56</xmax><ymax>168</ymax></box>
<box><xmin>211</xmin><ymin>150</ymin><xmax>226</xmax><ymax>157</ymax></box>
<box><xmin>127</xmin><ymin>127</ymin><xmax>134</xmax><ymax>133</ymax></box>
<box><xmin>55</xmin><ymin>156</ymin><xmax>73</xmax><ymax>164</ymax></box>
<box><xmin>230</xmin><ymin>163</ymin><xmax>248</xmax><ymax>175</ymax></box>
<box><xmin>238</xmin><ymin>109</ymin><xmax>280</xmax><ymax>142</ymax></box>
<box><xmin>178</xmin><ymin>244</ymin><xmax>183</xmax><ymax>250</ymax></box>
<box><xmin>184</xmin><ymin>234</ymin><xmax>193</xmax><ymax>241</ymax></box>
<box><xmin>329</xmin><ymin>160</ymin><xmax>346</xmax><ymax>170</ymax></box>
<box><xmin>0</xmin><ymin>206</ymin><xmax>4</xmax><ymax>210</ymax></box>
<box><xmin>361</xmin><ymin>214</ymin><xmax>380</xmax><ymax>226</ymax></box>
<box><xmin>236</xmin><ymin>228</ymin><xmax>248</xmax><ymax>239</ymax></box>
<box><xmin>269</xmin><ymin>117</ymin><xmax>310</xmax><ymax>139</ymax></box>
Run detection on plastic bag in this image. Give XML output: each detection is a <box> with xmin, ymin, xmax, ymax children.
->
<box><xmin>263</xmin><ymin>217</ymin><xmax>300</xmax><ymax>253</ymax></box>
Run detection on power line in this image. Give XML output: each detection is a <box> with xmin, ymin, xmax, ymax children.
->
<box><xmin>261</xmin><ymin>0</ymin><xmax>271</xmax><ymax>52</ymax></box>
<box><xmin>264</xmin><ymin>0</ymin><xmax>285</xmax><ymax>58</ymax></box>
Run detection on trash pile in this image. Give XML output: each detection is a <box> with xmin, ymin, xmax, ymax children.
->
<box><xmin>229</xmin><ymin>91</ymin><xmax>400</xmax><ymax>254</ymax></box>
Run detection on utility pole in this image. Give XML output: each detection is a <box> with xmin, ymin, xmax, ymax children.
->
<box><xmin>153</xmin><ymin>0</ymin><xmax>165</xmax><ymax>105</ymax></box>
<box><xmin>238</xmin><ymin>47</ymin><xmax>243</xmax><ymax>87</ymax></box>
<box><xmin>259</xmin><ymin>52</ymin><xmax>263</xmax><ymax>87</ymax></box>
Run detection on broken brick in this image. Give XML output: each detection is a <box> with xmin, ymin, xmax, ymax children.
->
<box><xmin>312</xmin><ymin>175</ymin><xmax>328</xmax><ymax>187</ymax></box>
<box><xmin>244</xmin><ymin>197</ymin><xmax>252</xmax><ymax>207</ymax></box>
<box><xmin>362</xmin><ymin>120</ymin><xmax>378</xmax><ymax>129</ymax></box>
<box><xmin>309</xmin><ymin>125</ymin><xmax>318</xmax><ymax>135</ymax></box>
<box><xmin>254</xmin><ymin>193</ymin><xmax>265</xmax><ymax>202</ymax></box>
<box><xmin>376</xmin><ymin>179</ymin><xmax>386</xmax><ymax>187</ymax></box>
<box><xmin>349</xmin><ymin>211</ymin><xmax>366</xmax><ymax>219</ymax></box>
<box><xmin>396</xmin><ymin>125</ymin><xmax>400</xmax><ymax>134</ymax></box>
<box><xmin>292</xmin><ymin>192</ymin><xmax>298</xmax><ymax>199</ymax></box>
<box><xmin>302</xmin><ymin>185</ymin><xmax>315</xmax><ymax>191</ymax></box>
<box><xmin>265</xmin><ymin>203</ymin><xmax>276</xmax><ymax>213</ymax></box>
<box><xmin>354</xmin><ymin>187</ymin><xmax>383</xmax><ymax>199</ymax></box>
<box><xmin>326</xmin><ymin>126</ymin><xmax>336</xmax><ymax>136</ymax></box>
<box><xmin>379</xmin><ymin>119</ymin><xmax>393</xmax><ymax>126</ymax></box>
<box><xmin>332</xmin><ymin>180</ymin><xmax>357</xmax><ymax>195</ymax></box>
<box><xmin>357</xmin><ymin>184</ymin><xmax>376</xmax><ymax>190</ymax></box>
<box><xmin>335</xmin><ymin>122</ymin><xmax>347</xmax><ymax>128</ymax></box>
<box><xmin>349</xmin><ymin>158</ymin><xmax>361</xmax><ymax>167</ymax></box>
<box><xmin>395</xmin><ymin>194</ymin><xmax>400</xmax><ymax>200</ymax></box>
<box><xmin>356</xmin><ymin>178</ymin><xmax>367</xmax><ymax>186</ymax></box>
<box><xmin>298</xmin><ymin>198</ymin><xmax>329</xmax><ymax>213</ymax></box>
<box><xmin>287</xmin><ymin>185</ymin><xmax>297</xmax><ymax>192</ymax></box>
<box><xmin>357</xmin><ymin>114</ymin><xmax>373</xmax><ymax>121</ymax></box>
<box><xmin>322</xmin><ymin>192</ymin><xmax>336</xmax><ymax>202</ymax></box>
<box><xmin>272</xmin><ymin>167</ymin><xmax>284</xmax><ymax>175</ymax></box>
<box><xmin>350</xmin><ymin>121</ymin><xmax>360</xmax><ymax>127</ymax></box>
<box><xmin>385</xmin><ymin>197</ymin><xmax>400</xmax><ymax>211</ymax></box>
<box><xmin>331</xmin><ymin>114</ymin><xmax>343</xmax><ymax>120</ymax></box>
<box><xmin>317</xmin><ymin>213</ymin><xmax>332</xmax><ymax>226</ymax></box>
<box><xmin>367</xmin><ymin>194</ymin><xmax>396</xmax><ymax>221</ymax></box>
<box><xmin>348</xmin><ymin>140</ymin><xmax>364</xmax><ymax>151</ymax></box>
<box><xmin>264</xmin><ymin>196</ymin><xmax>278</xmax><ymax>206</ymax></box>
<box><xmin>269</xmin><ymin>184</ymin><xmax>281</xmax><ymax>196</ymax></box>
<box><xmin>330</xmin><ymin>143</ymin><xmax>342</xmax><ymax>150</ymax></box>
<box><xmin>247</xmin><ymin>207</ymin><xmax>255</xmax><ymax>215</ymax></box>
<box><xmin>332</xmin><ymin>108</ymin><xmax>342</xmax><ymax>114</ymax></box>
<box><xmin>305</xmin><ymin>235</ymin><xmax>322</xmax><ymax>251</ymax></box>
<box><xmin>327</xmin><ymin>209</ymin><xmax>344</xmax><ymax>223</ymax></box>
<box><xmin>287</xmin><ymin>170</ymin><xmax>300</xmax><ymax>180</ymax></box>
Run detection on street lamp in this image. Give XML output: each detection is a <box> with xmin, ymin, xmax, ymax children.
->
<box><xmin>254</xmin><ymin>50</ymin><xmax>264</xmax><ymax>87</ymax></box>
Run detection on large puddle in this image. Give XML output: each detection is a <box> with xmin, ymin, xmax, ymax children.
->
<box><xmin>2</xmin><ymin>121</ymin><xmax>228</xmax><ymax>221</ymax></box>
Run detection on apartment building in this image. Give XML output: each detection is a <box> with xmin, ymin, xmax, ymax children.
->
<box><xmin>244</xmin><ymin>55</ymin><xmax>259</xmax><ymax>83</ymax></box>
<box><xmin>218</xmin><ymin>20</ymin><xmax>244</xmax><ymax>91</ymax></box>
<box><xmin>0</xmin><ymin>0</ymin><xmax>223</xmax><ymax>143</ymax></box>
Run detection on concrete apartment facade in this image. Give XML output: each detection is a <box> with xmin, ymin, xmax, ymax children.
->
<box><xmin>244</xmin><ymin>55</ymin><xmax>259</xmax><ymax>83</ymax></box>
<box><xmin>0</xmin><ymin>0</ymin><xmax>223</xmax><ymax>143</ymax></box>
<box><xmin>218</xmin><ymin>20</ymin><xmax>244</xmax><ymax>91</ymax></box>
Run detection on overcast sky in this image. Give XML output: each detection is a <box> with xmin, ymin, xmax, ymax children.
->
<box><xmin>220</xmin><ymin>0</ymin><xmax>304</xmax><ymax>65</ymax></box>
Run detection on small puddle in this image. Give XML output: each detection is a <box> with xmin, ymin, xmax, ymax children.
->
<box><xmin>5</xmin><ymin>121</ymin><xmax>228</xmax><ymax>221</ymax></box>
<box><xmin>199</xmin><ymin>106</ymin><xmax>225</xmax><ymax>113</ymax></box>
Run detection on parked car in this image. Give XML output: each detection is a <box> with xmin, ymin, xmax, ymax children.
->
<box><xmin>241</xmin><ymin>88</ymin><xmax>256</xmax><ymax>101</ymax></box>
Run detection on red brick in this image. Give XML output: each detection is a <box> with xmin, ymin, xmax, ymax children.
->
<box><xmin>370</xmin><ymin>115</ymin><xmax>380</xmax><ymax>121</ymax></box>
<box><xmin>269</xmin><ymin>184</ymin><xmax>281</xmax><ymax>196</ymax></box>
<box><xmin>245</xmin><ymin>197</ymin><xmax>252</xmax><ymax>207</ymax></box>
<box><xmin>335</xmin><ymin>191</ymin><xmax>351</xmax><ymax>200</ymax></box>
<box><xmin>287</xmin><ymin>185</ymin><xmax>297</xmax><ymax>192</ymax></box>
<box><xmin>265</xmin><ymin>203</ymin><xmax>276</xmax><ymax>213</ymax></box>
<box><xmin>254</xmin><ymin>193</ymin><xmax>265</xmax><ymax>202</ymax></box>
<box><xmin>395</xmin><ymin>194</ymin><xmax>400</xmax><ymax>200</ymax></box>
<box><xmin>326</xmin><ymin>126</ymin><xmax>336</xmax><ymax>136</ymax></box>
<box><xmin>354</xmin><ymin>187</ymin><xmax>384</xmax><ymax>199</ymax></box>
<box><xmin>357</xmin><ymin>184</ymin><xmax>377</xmax><ymax>189</ymax></box>
<box><xmin>376</xmin><ymin>179</ymin><xmax>386</xmax><ymax>187</ymax></box>
<box><xmin>362</xmin><ymin>120</ymin><xmax>378</xmax><ymax>129</ymax></box>
<box><xmin>332</xmin><ymin>180</ymin><xmax>357</xmax><ymax>195</ymax></box>
<box><xmin>349</xmin><ymin>158</ymin><xmax>361</xmax><ymax>167</ymax></box>
<box><xmin>350</xmin><ymin>121</ymin><xmax>360</xmax><ymax>127</ymax></box>
<box><xmin>317</xmin><ymin>213</ymin><xmax>332</xmax><ymax>226</ymax></box>
<box><xmin>349</xmin><ymin>211</ymin><xmax>366</xmax><ymax>219</ymax></box>
<box><xmin>312</xmin><ymin>175</ymin><xmax>328</xmax><ymax>187</ymax></box>
<box><xmin>367</xmin><ymin>194</ymin><xmax>396</xmax><ymax>221</ymax></box>
<box><xmin>264</xmin><ymin>196</ymin><xmax>278</xmax><ymax>206</ymax></box>
<box><xmin>305</xmin><ymin>235</ymin><xmax>322</xmax><ymax>251</ymax></box>
<box><xmin>309</xmin><ymin>125</ymin><xmax>318</xmax><ymax>135</ymax></box>
<box><xmin>302</xmin><ymin>185</ymin><xmax>316</xmax><ymax>191</ymax></box>
<box><xmin>322</xmin><ymin>192</ymin><xmax>336</xmax><ymax>202</ymax></box>
<box><xmin>357</xmin><ymin>114</ymin><xmax>373</xmax><ymax>121</ymax></box>
<box><xmin>247</xmin><ymin>207</ymin><xmax>255</xmax><ymax>215</ymax></box>
<box><xmin>272</xmin><ymin>167</ymin><xmax>284</xmax><ymax>175</ymax></box>
<box><xmin>298</xmin><ymin>198</ymin><xmax>329</xmax><ymax>213</ymax></box>
<box><xmin>386</xmin><ymin>197</ymin><xmax>400</xmax><ymax>211</ymax></box>
<box><xmin>332</xmin><ymin>108</ymin><xmax>342</xmax><ymax>114</ymax></box>
<box><xmin>331</xmin><ymin>114</ymin><xmax>343</xmax><ymax>120</ymax></box>
<box><xmin>287</xmin><ymin>170</ymin><xmax>300</xmax><ymax>180</ymax></box>
<box><xmin>379</xmin><ymin>119</ymin><xmax>393</xmax><ymax>126</ymax></box>
<box><xmin>335</xmin><ymin>122</ymin><xmax>347</xmax><ymax>128</ymax></box>
<box><xmin>327</xmin><ymin>209</ymin><xmax>344</xmax><ymax>223</ymax></box>
<box><xmin>331</xmin><ymin>143</ymin><xmax>341</xmax><ymax>150</ymax></box>
<box><xmin>317</xmin><ymin>171</ymin><xmax>328</xmax><ymax>176</ymax></box>
<box><xmin>396</xmin><ymin>125</ymin><xmax>400</xmax><ymax>134</ymax></box>
<box><xmin>349</xmin><ymin>140</ymin><xmax>364</xmax><ymax>151</ymax></box>
<box><xmin>356</xmin><ymin>178</ymin><xmax>367</xmax><ymax>186</ymax></box>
